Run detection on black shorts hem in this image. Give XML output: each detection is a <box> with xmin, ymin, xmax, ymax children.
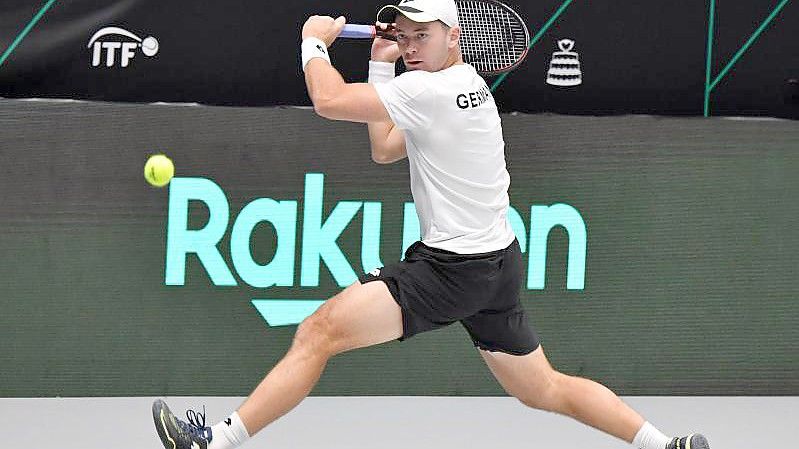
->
<box><xmin>472</xmin><ymin>341</ymin><xmax>540</xmax><ymax>356</ymax></box>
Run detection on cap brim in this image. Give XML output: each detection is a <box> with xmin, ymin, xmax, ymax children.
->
<box><xmin>377</xmin><ymin>5</ymin><xmax>439</xmax><ymax>24</ymax></box>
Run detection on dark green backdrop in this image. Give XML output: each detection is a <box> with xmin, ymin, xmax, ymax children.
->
<box><xmin>1</xmin><ymin>100</ymin><xmax>797</xmax><ymax>397</ymax></box>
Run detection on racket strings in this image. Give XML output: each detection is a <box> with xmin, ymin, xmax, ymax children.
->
<box><xmin>457</xmin><ymin>0</ymin><xmax>529</xmax><ymax>74</ymax></box>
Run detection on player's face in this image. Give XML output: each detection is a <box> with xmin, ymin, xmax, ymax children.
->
<box><xmin>395</xmin><ymin>16</ymin><xmax>455</xmax><ymax>72</ymax></box>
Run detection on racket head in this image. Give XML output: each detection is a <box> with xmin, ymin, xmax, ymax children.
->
<box><xmin>455</xmin><ymin>0</ymin><xmax>530</xmax><ymax>75</ymax></box>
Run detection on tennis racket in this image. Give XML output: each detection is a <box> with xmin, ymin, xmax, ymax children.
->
<box><xmin>339</xmin><ymin>0</ymin><xmax>530</xmax><ymax>75</ymax></box>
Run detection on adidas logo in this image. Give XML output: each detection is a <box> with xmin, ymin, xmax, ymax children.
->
<box><xmin>225</xmin><ymin>418</ymin><xmax>232</xmax><ymax>426</ymax></box>
<box><xmin>368</xmin><ymin>267</ymin><xmax>382</xmax><ymax>277</ymax></box>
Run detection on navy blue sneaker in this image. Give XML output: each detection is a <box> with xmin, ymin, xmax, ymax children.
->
<box><xmin>152</xmin><ymin>399</ymin><xmax>213</xmax><ymax>449</ymax></box>
<box><xmin>666</xmin><ymin>433</ymin><xmax>710</xmax><ymax>449</ymax></box>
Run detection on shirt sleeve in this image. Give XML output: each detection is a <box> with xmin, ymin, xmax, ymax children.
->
<box><xmin>373</xmin><ymin>71</ymin><xmax>436</xmax><ymax>131</ymax></box>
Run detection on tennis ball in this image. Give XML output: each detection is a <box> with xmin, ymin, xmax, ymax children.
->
<box><xmin>144</xmin><ymin>154</ymin><xmax>174</xmax><ymax>187</ymax></box>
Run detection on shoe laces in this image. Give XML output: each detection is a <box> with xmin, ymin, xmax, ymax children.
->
<box><xmin>179</xmin><ymin>405</ymin><xmax>211</xmax><ymax>441</ymax></box>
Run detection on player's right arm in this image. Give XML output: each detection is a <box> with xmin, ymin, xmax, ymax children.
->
<box><xmin>368</xmin><ymin>120</ymin><xmax>406</xmax><ymax>164</ymax></box>
<box><xmin>367</xmin><ymin>23</ymin><xmax>407</xmax><ymax>165</ymax></box>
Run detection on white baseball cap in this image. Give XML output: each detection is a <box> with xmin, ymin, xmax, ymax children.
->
<box><xmin>377</xmin><ymin>0</ymin><xmax>460</xmax><ymax>28</ymax></box>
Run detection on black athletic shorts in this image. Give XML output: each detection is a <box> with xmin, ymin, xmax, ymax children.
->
<box><xmin>358</xmin><ymin>238</ymin><xmax>540</xmax><ymax>355</ymax></box>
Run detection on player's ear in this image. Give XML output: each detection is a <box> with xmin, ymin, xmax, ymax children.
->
<box><xmin>448</xmin><ymin>25</ymin><xmax>461</xmax><ymax>49</ymax></box>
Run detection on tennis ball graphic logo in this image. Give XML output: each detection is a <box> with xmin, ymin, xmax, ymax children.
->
<box><xmin>144</xmin><ymin>154</ymin><xmax>174</xmax><ymax>187</ymax></box>
<box><xmin>141</xmin><ymin>36</ymin><xmax>159</xmax><ymax>57</ymax></box>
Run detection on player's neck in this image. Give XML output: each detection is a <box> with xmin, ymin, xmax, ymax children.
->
<box><xmin>442</xmin><ymin>51</ymin><xmax>465</xmax><ymax>69</ymax></box>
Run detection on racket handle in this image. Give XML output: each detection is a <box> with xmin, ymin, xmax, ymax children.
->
<box><xmin>340</xmin><ymin>24</ymin><xmax>376</xmax><ymax>39</ymax></box>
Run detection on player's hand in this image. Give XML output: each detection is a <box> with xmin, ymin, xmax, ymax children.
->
<box><xmin>371</xmin><ymin>22</ymin><xmax>401</xmax><ymax>63</ymax></box>
<box><xmin>302</xmin><ymin>15</ymin><xmax>347</xmax><ymax>47</ymax></box>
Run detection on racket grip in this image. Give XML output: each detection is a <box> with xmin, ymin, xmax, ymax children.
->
<box><xmin>340</xmin><ymin>24</ymin><xmax>376</xmax><ymax>39</ymax></box>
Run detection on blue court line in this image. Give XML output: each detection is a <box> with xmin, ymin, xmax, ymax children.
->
<box><xmin>703</xmin><ymin>0</ymin><xmax>791</xmax><ymax>117</ymax></box>
<box><xmin>0</xmin><ymin>0</ymin><xmax>59</xmax><ymax>68</ymax></box>
<box><xmin>490</xmin><ymin>0</ymin><xmax>575</xmax><ymax>93</ymax></box>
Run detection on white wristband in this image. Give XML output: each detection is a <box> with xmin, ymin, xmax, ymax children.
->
<box><xmin>301</xmin><ymin>37</ymin><xmax>331</xmax><ymax>72</ymax></box>
<box><xmin>368</xmin><ymin>60</ymin><xmax>396</xmax><ymax>84</ymax></box>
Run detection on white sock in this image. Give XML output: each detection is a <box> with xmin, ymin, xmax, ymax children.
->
<box><xmin>208</xmin><ymin>411</ymin><xmax>250</xmax><ymax>449</ymax></box>
<box><xmin>632</xmin><ymin>421</ymin><xmax>671</xmax><ymax>449</ymax></box>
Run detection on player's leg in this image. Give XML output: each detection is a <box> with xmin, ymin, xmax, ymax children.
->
<box><xmin>461</xmin><ymin>239</ymin><xmax>708</xmax><ymax>449</ymax></box>
<box><xmin>237</xmin><ymin>279</ymin><xmax>403</xmax><ymax>433</ymax></box>
<box><xmin>153</xmin><ymin>280</ymin><xmax>403</xmax><ymax>449</ymax></box>
<box><xmin>480</xmin><ymin>345</ymin><xmax>644</xmax><ymax>442</ymax></box>
<box><xmin>479</xmin><ymin>346</ymin><xmax>710</xmax><ymax>449</ymax></box>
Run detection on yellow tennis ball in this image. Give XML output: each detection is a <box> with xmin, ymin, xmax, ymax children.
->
<box><xmin>144</xmin><ymin>154</ymin><xmax>175</xmax><ymax>187</ymax></box>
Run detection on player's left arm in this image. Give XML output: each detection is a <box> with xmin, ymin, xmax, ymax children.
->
<box><xmin>302</xmin><ymin>15</ymin><xmax>392</xmax><ymax>124</ymax></box>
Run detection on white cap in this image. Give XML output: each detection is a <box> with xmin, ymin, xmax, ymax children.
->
<box><xmin>377</xmin><ymin>0</ymin><xmax>460</xmax><ymax>28</ymax></box>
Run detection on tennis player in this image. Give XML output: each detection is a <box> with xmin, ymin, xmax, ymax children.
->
<box><xmin>152</xmin><ymin>2</ymin><xmax>710</xmax><ymax>449</ymax></box>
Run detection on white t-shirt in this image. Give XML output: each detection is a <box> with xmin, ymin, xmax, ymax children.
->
<box><xmin>373</xmin><ymin>63</ymin><xmax>516</xmax><ymax>254</ymax></box>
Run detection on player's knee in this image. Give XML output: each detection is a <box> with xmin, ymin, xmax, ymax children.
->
<box><xmin>515</xmin><ymin>371</ymin><xmax>567</xmax><ymax>412</ymax></box>
<box><xmin>516</xmin><ymin>392</ymin><xmax>549</xmax><ymax>410</ymax></box>
<box><xmin>292</xmin><ymin>308</ymin><xmax>337</xmax><ymax>357</ymax></box>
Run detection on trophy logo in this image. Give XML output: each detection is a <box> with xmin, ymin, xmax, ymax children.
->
<box><xmin>547</xmin><ymin>39</ymin><xmax>582</xmax><ymax>87</ymax></box>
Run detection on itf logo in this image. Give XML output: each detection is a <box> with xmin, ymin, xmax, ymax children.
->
<box><xmin>87</xmin><ymin>27</ymin><xmax>159</xmax><ymax>67</ymax></box>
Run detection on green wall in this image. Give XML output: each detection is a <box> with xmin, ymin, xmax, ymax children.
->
<box><xmin>1</xmin><ymin>101</ymin><xmax>797</xmax><ymax>396</ymax></box>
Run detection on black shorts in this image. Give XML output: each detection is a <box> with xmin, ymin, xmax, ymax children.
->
<box><xmin>358</xmin><ymin>239</ymin><xmax>540</xmax><ymax>355</ymax></box>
